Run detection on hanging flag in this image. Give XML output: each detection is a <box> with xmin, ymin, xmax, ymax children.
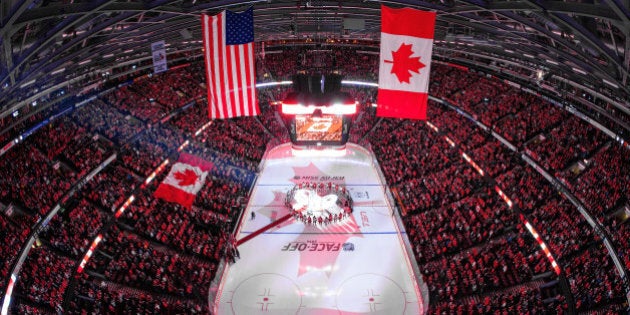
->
<box><xmin>377</xmin><ymin>5</ymin><xmax>436</xmax><ymax>120</ymax></box>
<box><xmin>154</xmin><ymin>153</ymin><xmax>213</xmax><ymax>209</ymax></box>
<box><xmin>202</xmin><ymin>7</ymin><xmax>259</xmax><ymax>119</ymax></box>
<box><xmin>151</xmin><ymin>40</ymin><xmax>168</xmax><ymax>74</ymax></box>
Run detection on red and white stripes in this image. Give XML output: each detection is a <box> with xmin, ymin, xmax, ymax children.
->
<box><xmin>202</xmin><ymin>12</ymin><xmax>258</xmax><ymax>119</ymax></box>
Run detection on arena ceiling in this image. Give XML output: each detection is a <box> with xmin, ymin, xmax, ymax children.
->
<box><xmin>0</xmin><ymin>0</ymin><xmax>628</xmax><ymax>124</ymax></box>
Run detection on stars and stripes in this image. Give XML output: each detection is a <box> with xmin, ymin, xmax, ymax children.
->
<box><xmin>202</xmin><ymin>7</ymin><xmax>259</xmax><ymax>119</ymax></box>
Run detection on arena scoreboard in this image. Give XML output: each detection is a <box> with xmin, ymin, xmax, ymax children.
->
<box><xmin>281</xmin><ymin>74</ymin><xmax>357</xmax><ymax>146</ymax></box>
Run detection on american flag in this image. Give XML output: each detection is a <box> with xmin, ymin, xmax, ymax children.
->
<box><xmin>202</xmin><ymin>8</ymin><xmax>259</xmax><ymax>119</ymax></box>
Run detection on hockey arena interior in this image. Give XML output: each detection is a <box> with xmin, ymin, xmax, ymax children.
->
<box><xmin>0</xmin><ymin>1</ymin><xmax>629</xmax><ymax>314</ymax></box>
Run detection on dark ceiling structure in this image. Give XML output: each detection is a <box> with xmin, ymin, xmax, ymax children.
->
<box><xmin>0</xmin><ymin>0</ymin><xmax>628</xmax><ymax>129</ymax></box>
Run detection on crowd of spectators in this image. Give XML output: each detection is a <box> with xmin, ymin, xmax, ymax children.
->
<box><xmin>0</xmin><ymin>97</ymin><xmax>73</xmax><ymax>146</ymax></box>
<box><xmin>195</xmin><ymin>117</ymin><xmax>270</xmax><ymax>170</ymax></box>
<box><xmin>0</xmin><ymin>47</ymin><xmax>628</xmax><ymax>314</ymax></box>
<box><xmin>525</xmin><ymin>115</ymin><xmax>609</xmax><ymax>173</ymax></box>
<box><xmin>169</xmin><ymin>100</ymin><xmax>210</xmax><ymax>134</ymax></box>
<box><xmin>0</xmin><ymin>211</ymin><xmax>34</xmax><ymax>293</ymax></box>
<box><xmin>67</xmin><ymin>273</ymin><xmax>208</xmax><ymax>314</ymax></box>
<box><xmin>0</xmin><ymin>59</ymin><xmax>224</xmax><ymax>314</ymax></box>
<box><xmin>363</xmin><ymin>62</ymin><xmax>629</xmax><ymax>312</ymax></box>
<box><xmin>38</xmin><ymin>198</ymin><xmax>105</xmax><ymax>260</ymax></box>
<box><xmin>425</xmin><ymin>64</ymin><xmax>629</xmax><ymax>310</ymax></box>
<box><xmin>258</xmin><ymin>47</ymin><xmax>378</xmax><ymax>82</ymax></box>
<box><xmin>406</xmin><ymin>191</ymin><xmax>514</xmax><ymax>264</ymax></box>
<box><xmin>0</xmin><ymin>142</ymin><xmax>72</xmax><ymax>217</ymax></box>
<box><xmin>30</xmin><ymin>116</ymin><xmax>113</xmax><ymax>178</ymax></box>
<box><xmin>71</xmin><ymin>99</ymin><xmax>145</xmax><ymax>146</ymax></box>
<box><xmin>103</xmin><ymin>85</ymin><xmax>168</xmax><ymax>124</ymax></box>
<box><xmin>11</xmin><ymin>246</ymin><xmax>74</xmax><ymax>313</ymax></box>
<box><xmin>86</xmin><ymin>225</ymin><xmax>216</xmax><ymax>302</ymax></box>
<box><xmin>257</xmin><ymin>87</ymin><xmax>293</xmax><ymax>143</ymax></box>
<box><xmin>119</xmin><ymin>191</ymin><xmax>228</xmax><ymax>261</ymax></box>
<box><xmin>430</xmin><ymin>285</ymin><xmax>567</xmax><ymax>314</ymax></box>
<box><xmin>82</xmin><ymin>163</ymin><xmax>141</xmax><ymax>212</ymax></box>
<box><xmin>564</xmin><ymin>244</ymin><xmax>626</xmax><ymax>311</ymax></box>
<box><xmin>565</xmin><ymin>144</ymin><xmax>630</xmax><ymax>273</ymax></box>
<box><xmin>421</xmin><ymin>231</ymin><xmax>551</xmax><ymax>302</ymax></box>
<box><xmin>131</xmin><ymin>68</ymin><xmax>198</xmax><ymax>111</ymax></box>
<box><xmin>365</xmin><ymin>116</ymin><xmax>564</xmax><ymax>312</ymax></box>
<box><xmin>119</xmin><ymin>125</ymin><xmax>185</xmax><ymax>177</ymax></box>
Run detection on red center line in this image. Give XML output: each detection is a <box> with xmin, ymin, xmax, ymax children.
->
<box><xmin>236</xmin><ymin>213</ymin><xmax>293</xmax><ymax>246</ymax></box>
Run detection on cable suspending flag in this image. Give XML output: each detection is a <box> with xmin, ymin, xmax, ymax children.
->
<box><xmin>202</xmin><ymin>7</ymin><xmax>259</xmax><ymax>119</ymax></box>
<box><xmin>377</xmin><ymin>5</ymin><xmax>436</xmax><ymax>120</ymax></box>
<box><xmin>154</xmin><ymin>153</ymin><xmax>213</xmax><ymax>209</ymax></box>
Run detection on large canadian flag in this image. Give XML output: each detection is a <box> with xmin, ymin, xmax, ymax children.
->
<box><xmin>154</xmin><ymin>153</ymin><xmax>213</xmax><ymax>209</ymax></box>
<box><xmin>377</xmin><ymin>5</ymin><xmax>436</xmax><ymax>120</ymax></box>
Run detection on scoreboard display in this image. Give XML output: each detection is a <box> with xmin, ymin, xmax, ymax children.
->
<box><xmin>295</xmin><ymin>114</ymin><xmax>343</xmax><ymax>142</ymax></box>
<box><xmin>282</xmin><ymin>74</ymin><xmax>355</xmax><ymax>146</ymax></box>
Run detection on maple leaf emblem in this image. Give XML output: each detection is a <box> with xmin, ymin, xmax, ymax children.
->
<box><xmin>384</xmin><ymin>43</ymin><xmax>425</xmax><ymax>83</ymax></box>
<box><xmin>173</xmin><ymin>168</ymin><xmax>199</xmax><ymax>187</ymax></box>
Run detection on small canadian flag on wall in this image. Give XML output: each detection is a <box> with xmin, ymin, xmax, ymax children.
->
<box><xmin>154</xmin><ymin>153</ymin><xmax>213</xmax><ymax>208</ymax></box>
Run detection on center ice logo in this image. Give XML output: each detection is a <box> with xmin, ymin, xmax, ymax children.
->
<box><xmin>286</xmin><ymin>181</ymin><xmax>353</xmax><ymax>226</ymax></box>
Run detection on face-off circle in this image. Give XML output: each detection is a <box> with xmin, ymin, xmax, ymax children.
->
<box><xmin>335</xmin><ymin>274</ymin><xmax>408</xmax><ymax>314</ymax></box>
<box><xmin>230</xmin><ymin>273</ymin><xmax>303</xmax><ymax>314</ymax></box>
<box><xmin>285</xmin><ymin>182</ymin><xmax>353</xmax><ymax>226</ymax></box>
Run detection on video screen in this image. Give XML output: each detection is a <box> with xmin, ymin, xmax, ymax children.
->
<box><xmin>295</xmin><ymin>114</ymin><xmax>343</xmax><ymax>142</ymax></box>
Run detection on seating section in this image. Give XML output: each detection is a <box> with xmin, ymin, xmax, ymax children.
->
<box><xmin>565</xmin><ymin>245</ymin><xmax>626</xmax><ymax>311</ymax></box>
<box><xmin>0</xmin><ymin>212</ymin><xmax>35</xmax><ymax>292</ymax></box>
<box><xmin>71</xmin><ymin>99</ymin><xmax>144</xmax><ymax>146</ymax></box>
<box><xmin>0</xmin><ymin>143</ymin><xmax>73</xmax><ymax>217</ymax></box>
<box><xmin>525</xmin><ymin>115</ymin><xmax>608</xmax><ymax>173</ymax></box>
<box><xmin>259</xmin><ymin>47</ymin><xmax>378</xmax><ymax>82</ymax></box>
<box><xmin>119</xmin><ymin>191</ymin><xmax>227</xmax><ymax>261</ymax></box>
<box><xmin>169</xmin><ymin>101</ymin><xmax>210</xmax><ymax>134</ymax></box>
<box><xmin>38</xmin><ymin>198</ymin><xmax>106</xmax><ymax>259</ymax></box>
<box><xmin>67</xmin><ymin>273</ymin><xmax>208</xmax><ymax>314</ymax></box>
<box><xmin>0</xmin><ymin>51</ymin><xmax>628</xmax><ymax>314</ymax></box>
<box><xmin>87</xmin><ymin>225</ymin><xmax>216</xmax><ymax>299</ymax></box>
<box><xmin>119</xmin><ymin>125</ymin><xmax>185</xmax><ymax>177</ymax></box>
<box><xmin>82</xmin><ymin>163</ymin><xmax>140</xmax><ymax>212</ymax></box>
<box><xmin>366</xmin><ymin>118</ymin><xmax>566</xmax><ymax>312</ymax></box>
<box><xmin>363</xmin><ymin>62</ymin><xmax>628</xmax><ymax>312</ymax></box>
<box><xmin>194</xmin><ymin>117</ymin><xmax>270</xmax><ymax>170</ymax></box>
<box><xmin>12</xmin><ymin>246</ymin><xmax>75</xmax><ymax>313</ymax></box>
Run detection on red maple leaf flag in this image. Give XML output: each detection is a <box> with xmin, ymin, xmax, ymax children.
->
<box><xmin>154</xmin><ymin>153</ymin><xmax>213</xmax><ymax>209</ymax></box>
<box><xmin>173</xmin><ymin>169</ymin><xmax>200</xmax><ymax>187</ymax></box>
<box><xmin>377</xmin><ymin>5</ymin><xmax>436</xmax><ymax>120</ymax></box>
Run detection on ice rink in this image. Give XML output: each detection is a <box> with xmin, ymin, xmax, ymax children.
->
<box><xmin>211</xmin><ymin>143</ymin><xmax>426</xmax><ymax>314</ymax></box>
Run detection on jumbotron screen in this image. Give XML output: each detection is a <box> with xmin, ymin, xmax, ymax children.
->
<box><xmin>295</xmin><ymin>114</ymin><xmax>343</xmax><ymax>142</ymax></box>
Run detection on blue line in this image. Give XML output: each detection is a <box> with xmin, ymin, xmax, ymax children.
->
<box><xmin>239</xmin><ymin>231</ymin><xmax>406</xmax><ymax>235</ymax></box>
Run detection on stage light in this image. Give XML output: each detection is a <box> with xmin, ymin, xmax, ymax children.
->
<box><xmin>20</xmin><ymin>79</ymin><xmax>35</xmax><ymax>88</ymax></box>
<box><xmin>546</xmin><ymin>59</ymin><xmax>558</xmax><ymax>65</ymax></box>
<box><xmin>51</xmin><ymin>67</ymin><xmax>65</xmax><ymax>75</ymax></box>
<box><xmin>281</xmin><ymin>102</ymin><xmax>308</xmax><ymax>114</ymax></box>
<box><xmin>572</xmin><ymin>67</ymin><xmax>586</xmax><ymax>75</ymax></box>
<box><xmin>326</xmin><ymin>102</ymin><xmax>357</xmax><ymax>115</ymax></box>
<box><xmin>602</xmin><ymin>79</ymin><xmax>618</xmax><ymax>89</ymax></box>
